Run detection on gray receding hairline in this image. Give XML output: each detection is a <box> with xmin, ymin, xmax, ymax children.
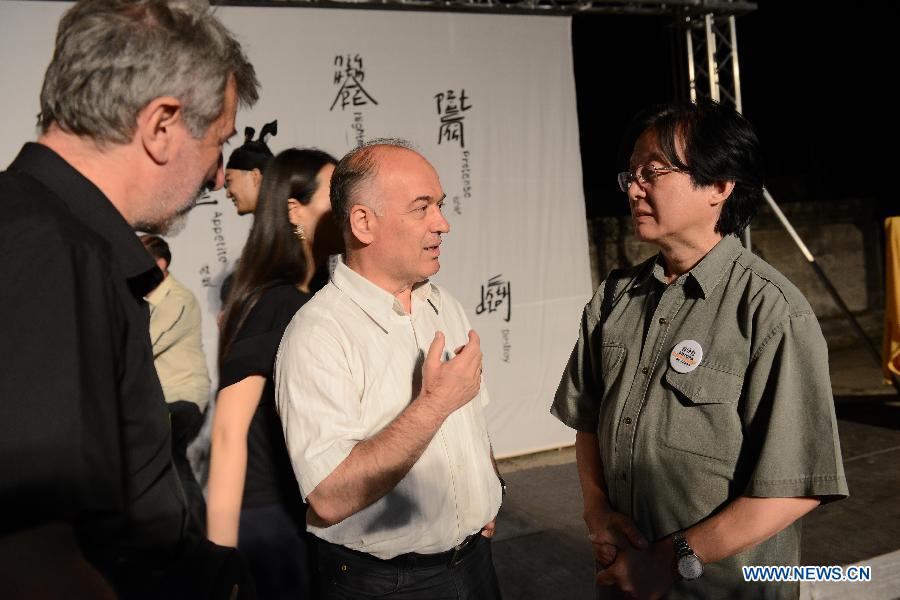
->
<box><xmin>38</xmin><ymin>0</ymin><xmax>259</xmax><ymax>144</ymax></box>
<box><xmin>330</xmin><ymin>137</ymin><xmax>421</xmax><ymax>232</ymax></box>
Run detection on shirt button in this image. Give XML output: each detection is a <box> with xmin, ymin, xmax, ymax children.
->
<box><xmin>641</xmin><ymin>366</ymin><xmax>649</xmax><ymax>374</ymax></box>
<box><xmin>659</xmin><ymin>317</ymin><xmax>668</xmax><ymax>325</ymax></box>
<box><xmin>624</xmin><ymin>417</ymin><xmax>632</xmax><ymax>425</ymax></box>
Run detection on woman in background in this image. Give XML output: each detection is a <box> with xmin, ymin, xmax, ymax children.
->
<box><xmin>207</xmin><ymin>148</ymin><xmax>337</xmax><ymax>599</ymax></box>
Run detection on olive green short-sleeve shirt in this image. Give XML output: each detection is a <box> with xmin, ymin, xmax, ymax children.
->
<box><xmin>552</xmin><ymin>235</ymin><xmax>848</xmax><ymax>599</ymax></box>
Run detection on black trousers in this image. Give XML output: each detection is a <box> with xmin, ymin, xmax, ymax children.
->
<box><xmin>168</xmin><ymin>401</ymin><xmax>206</xmax><ymax>533</ymax></box>
<box><xmin>239</xmin><ymin>504</ymin><xmax>314</xmax><ymax>600</ymax></box>
<box><xmin>316</xmin><ymin>535</ymin><xmax>502</xmax><ymax>600</ymax></box>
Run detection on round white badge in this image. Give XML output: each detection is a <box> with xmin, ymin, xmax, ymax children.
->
<box><xmin>670</xmin><ymin>340</ymin><xmax>703</xmax><ymax>374</ymax></box>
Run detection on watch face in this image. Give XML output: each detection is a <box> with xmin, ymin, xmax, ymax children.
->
<box><xmin>678</xmin><ymin>555</ymin><xmax>703</xmax><ymax>580</ymax></box>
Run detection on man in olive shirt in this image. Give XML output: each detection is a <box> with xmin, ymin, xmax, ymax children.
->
<box><xmin>552</xmin><ymin>100</ymin><xmax>847</xmax><ymax>599</ymax></box>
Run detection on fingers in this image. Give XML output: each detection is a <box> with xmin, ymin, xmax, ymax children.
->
<box><xmin>590</xmin><ymin>539</ymin><xmax>618</xmax><ymax>567</ymax></box>
<box><xmin>424</xmin><ymin>331</ymin><xmax>446</xmax><ymax>369</ymax></box>
<box><xmin>468</xmin><ymin>329</ymin><xmax>480</xmax><ymax>350</ymax></box>
<box><xmin>620</xmin><ymin>519</ymin><xmax>649</xmax><ymax>550</ymax></box>
<box><xmin>480</xmin><ymin>519</ymin><xmax>496</xmax><ymax>538</ymax></box>
<box><xmin>595</xmin><ymin>562</ymin><xmax>633</xmax><ymax>597</ymax></box>
<box><xmin>454</xmin><ymin>330</ymin><xmax>481</xmax><ymax>355</ymax></box>
<box><xmin>595</xmin><ymin>564</ymin><xmax>617</xmax><ymax>586</ymax></box>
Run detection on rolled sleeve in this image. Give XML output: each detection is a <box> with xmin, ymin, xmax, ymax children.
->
<box><xmin>741</xmin><ymin>312</ymin><xmax>849</xmax><ymax>501</ymax></box>
<box><xmin>275</xmin><ymin>316</ymin><xmax>364</xmax><ymax>500</ymax></box>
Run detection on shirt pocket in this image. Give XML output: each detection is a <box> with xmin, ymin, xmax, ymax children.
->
<box><xmin>598</xmin><ymin>341</ymin><xmax>627</xmax><ymax>395</ymax></box>
<box><xmin>662</xmin><ymin>364</ymin><xmax>744</xmax><ymax>464</ymax></box>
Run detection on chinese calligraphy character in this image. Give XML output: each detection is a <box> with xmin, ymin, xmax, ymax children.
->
<box><xmin>475</xmin><ymin>274</ymin><xmax>511</xmax><ymax>322</ymax></box>
<box><xmin>331</xmin><ymin>53</ymin><xmax>378</xmax><ymax>111</ymax></box>
<box><xmin>199</xmin><ymin>264</ymin><xmax>212</xmax><ymax>287</ymax></box>
<box><xmin>194</xmin><ymin>188</ymin><xmax>217</xmax><ymax>207</ymax></box>
<box><xmin>435</xmin><ymin>89</ymin><xmax>472</xmax><ymax>148</ymax></box>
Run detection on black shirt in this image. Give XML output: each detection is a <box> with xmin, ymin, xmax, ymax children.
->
<box><xmin>219</xmin><ymin>285</ymin><xmax>309</xmax><ymax>511</ymax></box>
<box><xmin>0</xmin><ymin>144</ymin><xmax>187</xmax><ymax>586</ymax></box>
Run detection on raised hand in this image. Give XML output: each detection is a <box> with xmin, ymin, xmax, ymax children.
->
<box><xmin>420</xmin><ymin>330</ymin><xmax>483</xmax><ymax>418</ymax></box>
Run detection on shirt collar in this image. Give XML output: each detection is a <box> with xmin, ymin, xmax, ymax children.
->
<box><xmin>145</xmin><ymin>273</ymin><xmax>173</xmax><ymax>306</ymax></box>
<box><xmin>330</xmin><ymin>256</ymin><xmax>441</xmax><ymax>331</ymax></box>
<box><xmin>683</xmin><ymin>235</ymin><xmax>743</xmax><ymax>298</ymax></box>
<box><xmin>627</xmin><ymin>235</ymin><xmax>743</xmax><ymax>299</ymax></box>
<box><xmin>9</xmin><ymin>143</ymin><xmax>162</xmax><ymax>297</ymax></box>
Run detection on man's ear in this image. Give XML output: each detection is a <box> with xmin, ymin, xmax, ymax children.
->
<box><xmin>348</xmin><ymin>204</ymin><xmax>376</xmax><ymax>245</ymax></box>
<box><xmin>137</xmin><ymin>96</ymin><xmax>183</xmax><ymax>165</ymax></box>
<box><xmin>709</xmin><ymin>180</ymin><xmax>736</xmax><ymax>208</ymax></box>
<box><xmin>155</xmin><ymin>257</ymin><xmax>168</xmax><ymax>274</ymax></box>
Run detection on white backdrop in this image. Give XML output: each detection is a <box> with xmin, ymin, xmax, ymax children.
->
<box><xmin>0</xmin><ymin>1</ymin><xmax>593</xmax><ymax>457</ymax></box>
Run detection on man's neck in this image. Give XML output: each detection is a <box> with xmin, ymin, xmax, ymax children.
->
<box><xmin>658</xmin><ymin>232</ymin><xmax>723</xmax><ymax>284</ymax></box>
<box><xmin>38</xmin><ymin>126</ymin><xmax>140</xmax><ymax>226</ymax></box>
<box><xmin>345</xmin><ymin>252</ymin><xmax>415</xmax><ymax>314</ymax></box>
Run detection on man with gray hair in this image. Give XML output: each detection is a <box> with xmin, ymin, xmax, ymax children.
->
<box><xmin>276</xmin><ymin>140</ymin><xmax>504</xmax><ymax>599</ymax></box>
<box><xmin>0</xmin><ymin>0</ymin><xmax>259</xmax><ymax>596</ymax></box>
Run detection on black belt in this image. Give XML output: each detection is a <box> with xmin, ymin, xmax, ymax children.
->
<box><xmin>319</xmin><ymin>532</ymin><xmax>483</xmax><ymax>569</ymax></box>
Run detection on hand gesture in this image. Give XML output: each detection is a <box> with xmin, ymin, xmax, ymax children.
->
<box><xmin>421</xmin><ymin>330</ymin><xmax>483</xmax><ymax>418</ymax></box>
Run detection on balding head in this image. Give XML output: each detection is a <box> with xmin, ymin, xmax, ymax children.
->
<box><xmin>329</xmin><ymin>139</ymin><xmax>419</xmax><ymax>235</ymax></box>
<box><xmin>336</xmin><ymin>140</ymin><xmax>448</xmax><ymax>294</ymax></box>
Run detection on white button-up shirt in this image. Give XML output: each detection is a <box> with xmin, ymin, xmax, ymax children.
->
<box><xmin>275</xmin><ymin>258</ymin><xmax>502</xmax><ymax>559</ymax></box>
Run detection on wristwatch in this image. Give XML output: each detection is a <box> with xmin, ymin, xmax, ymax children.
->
<box><xmin>672</xmin><ymin>531</ymin><xmax>703</xmax><ymax>580</ymax></box>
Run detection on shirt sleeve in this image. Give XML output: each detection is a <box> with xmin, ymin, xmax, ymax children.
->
<box><xmin>551</xmin><ymin>287</ymin><xmax>604</xmax><ymax>433</ymax></box>
<box><xmin>740</xmin><ymin>311</ymin><xmax>849</xmax><ymax>501</ymax></box>
<box><xmin>275</xmin><ymin>316</ymin><xmax>364</xmax><ymax>500</ymax></box>
<box><xmin>219</xmin><ymin>286</ymin><xmax>306</xmax><ymax>390</ymax></box>
<box><xmin>149</xmin><ymin>291</ymin><xmax>190</xmax><ymax>358</ymax></box>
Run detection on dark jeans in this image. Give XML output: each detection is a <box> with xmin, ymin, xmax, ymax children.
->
<box><xmin>239</xmin><ymin>504</ymin><xmax>314</xmax><ymax>600</ymax></box>
<box><xmin>316</xmin><ymin>535</ymin><xmax>502</xmax><ymax>600</ymax></box>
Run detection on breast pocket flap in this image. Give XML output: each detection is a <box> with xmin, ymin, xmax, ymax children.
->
<box><xmin>664</xmin><ymin>364</ymin><xmax>743</xmax><ymax>405</ymax></box>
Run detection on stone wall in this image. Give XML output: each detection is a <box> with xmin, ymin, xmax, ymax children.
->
<box><xmin>586</xmin><ymin>198</ymin><xmax>887</xmax><ymax>349</ymax></box>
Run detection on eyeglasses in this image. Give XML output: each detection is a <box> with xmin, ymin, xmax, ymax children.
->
<box><xmin>617</xmin><ymin>164</ymin><xmax>688</xmax><ymax>193</ymax></box>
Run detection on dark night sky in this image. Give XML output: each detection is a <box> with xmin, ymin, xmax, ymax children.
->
<box><xmin>573</xmin><ymin>2</ymin><xmax>895</xmax><ymax>219</ymax></box>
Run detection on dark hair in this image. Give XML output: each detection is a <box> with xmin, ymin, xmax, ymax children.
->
<box><xmin>139</xmin><ymin>233</ymin><xmax>171</xmax><ymax>267</ymax></box>
<box><xmin>330</xmin><ymin>138</ymin><xmax>414</xmax><ymax>232</ymax></box>
<box><xmin>622</xmin><ymin>99</ymin><xmax>764</xmax><ymax>237</ymax></box>
<box><xmin>226</xmin><ymin>120</ymin><xmax>277</xmax><ymax>172</ymax></box>
<box><xmin>218</xmin><ymin>147</ymin><xmax>337</xmax><ymax>362</ymax></box>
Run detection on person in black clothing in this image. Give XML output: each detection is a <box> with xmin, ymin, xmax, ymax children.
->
<box><xmin>208</xmin><ymin>148</ymin><xmax>338</xmax><ymax>599</ymax></box>
<box><xmin>0</xmin><ymin>0</ymin><xmax>259</xmax><ymax>597</ymax></box>
<box><xmin>225</xmin><ymin>120</ymin><xmax>277</xmax><ymax>216</ymax></box>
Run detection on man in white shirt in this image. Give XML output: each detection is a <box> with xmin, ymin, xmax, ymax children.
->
<box><xmin>276</xmin><ymin>139</ymin><xmax>503</xmax><ymax>599</ymax></box>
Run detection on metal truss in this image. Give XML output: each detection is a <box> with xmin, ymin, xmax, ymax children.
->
<box><xmin>218</xmin><ymin>0</ymin><xmax>756</xmax><ymax>18</ymax></box>
<box><xmin>682</xmin><ymin>9</ymin><xmax>744</xmax><ymax>111</ymax></box>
